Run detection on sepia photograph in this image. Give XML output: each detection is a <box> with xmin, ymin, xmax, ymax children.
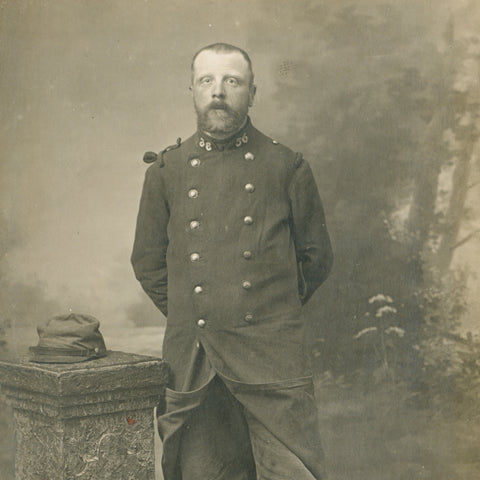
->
<box><xmin>1</xmin><ymin>1</ymin><xmax>479</xmax><ymax>479</ymax></box>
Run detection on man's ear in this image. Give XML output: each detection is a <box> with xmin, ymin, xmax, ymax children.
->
<box><xmin>249</xmin><ymin>84</ymin><xmax>257</xmax><ymax>107</ymax></box>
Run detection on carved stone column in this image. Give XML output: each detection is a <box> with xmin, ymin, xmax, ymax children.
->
<box><xmin>0</xmin><ymin>351</ymin><xmax>170</xmax><ymax>480</ymax></box>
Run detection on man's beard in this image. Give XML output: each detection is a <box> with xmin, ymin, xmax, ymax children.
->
<box><xmin>195</xmin><ymin>102</ymin><xmax>247</xmax><ymax>137</ymax></box>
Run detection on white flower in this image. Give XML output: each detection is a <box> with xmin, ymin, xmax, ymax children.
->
<box><xmin>354</xmin><ymin>327</ymin><xmax>378</xmax><ymax>339</ymax></box>
<box><xmin>368</xmin><ymin>294</ymin><xmax>393</xmax><ymax>304</ymax></box>
<box><xmin>385</xmin><ymin>326</ymin><xmax>405</xmax><ymax>338</ymax></box>
<box><xmin>376</xmin><ymin>306</ymin><xmax>397</xmax><ymax>317</ymax></box>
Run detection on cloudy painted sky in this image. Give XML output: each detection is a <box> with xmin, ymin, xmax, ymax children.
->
<box><xmin>0</xmin><ymin>0</ymin><xmax>321</xmax><ymax>350</ymax></box>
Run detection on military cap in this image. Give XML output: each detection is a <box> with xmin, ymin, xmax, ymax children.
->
<box><xmin>29</xmin><ymin>313</ymin><xmax>107</xmax><ymax>363</ymax></box>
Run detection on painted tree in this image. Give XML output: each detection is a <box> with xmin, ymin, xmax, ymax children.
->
<box><xmin>247</xmin><ymin>1</ymin><xmax>480</xmax><ymax>382</ymax></box>
<box><xmin>435</xmin><ymin>35</ymin><xmax>480</xmax><ymax>273</ymax></box>
<box><xmin>410</xmin><ymin>25</ymin><xmax>480</xmax><ymax>400</ymax></box>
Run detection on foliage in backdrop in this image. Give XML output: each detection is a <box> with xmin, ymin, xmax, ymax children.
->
<box><xmin>246</xmin><ymin>2</ymin><xmax>480</xmax><ymax>408</ymax></box>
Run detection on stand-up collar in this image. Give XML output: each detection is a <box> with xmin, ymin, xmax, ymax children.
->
<box><xmin>196</xmin><ymin>117</ymin><xmax>253</xmax><ymax>152</ymax></box>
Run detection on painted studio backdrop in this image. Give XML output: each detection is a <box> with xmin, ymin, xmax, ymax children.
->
<box><xmin>1</xmin><ymin>1</ymin><xmax>480</xmax><ymax>479</ymax></box>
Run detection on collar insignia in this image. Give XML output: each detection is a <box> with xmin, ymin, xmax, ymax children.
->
<box><xmin>198</xmin><ymin>132</ymin><xmax>249</xmax><ymax>151</ymax></box>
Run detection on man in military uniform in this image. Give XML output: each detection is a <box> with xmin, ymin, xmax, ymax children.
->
<box><xmin>131</xmin><ymin>43</ymin><xmax>333</xmax><ymax>480</ymax></box>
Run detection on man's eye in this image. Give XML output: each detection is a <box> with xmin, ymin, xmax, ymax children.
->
<box><xmin>201</xmin><ymin>78</ymin><xmax>212</xmax><ymax>84</ymax></box>
<box><xmin>226</xmin><ymin>78</ymin><xmax>238</xmax><ymax>86</ymax></box>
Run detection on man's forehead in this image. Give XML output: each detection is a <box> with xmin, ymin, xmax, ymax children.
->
<box><xmin>192</xmin><ymin>50</ymin><xmax>250</xmax><ymax>76</ymax></box>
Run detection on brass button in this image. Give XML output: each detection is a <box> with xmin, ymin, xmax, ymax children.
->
<box><xmin>244</xmin><ymin>152</ymin><xmax>255</xmax><ymax>161</ymax></box>
<box><xmin>190</xmin><ymin>220</ymin><xmax>200</xmax><ymax>230</ymax></box>
<box><xmin>190</xmin><ymin>253</ymin><xmax>200</xmax><ymax>262</ymax></box>
<box><xmin>242</xmin><ymin>281</ymin><xmax>252</xmax><ymax>290</ymax></box>
<box><xmin>194</xmin><ymin>285</ymin><xmax>203</xmax><ymax>294</ymax></box>
<box><xmin>242</xmin><ymin>250</ymin><xmax>252</xmax><ymax>259</ymax></box>
<box><xmin>190</xmin><ymin>158</ymin><xmax>200</xmax><ymax>167</ymax></box>
<box><xmin>244</xmin><ymin>313</ymin><xmax>254</xmax><ymax>323</ymax></box>
<box><xmin>243</xmin><ymin>216</ymin><xmax>253</xmax><ymax>225</ymax></box>
<box><xmin>188</xmin><ymin>188</ymin><xmax>199</xmax><ymax>199</ymax></box>
<box><xmin>272</xmin><ymin>140</ymin><xmax>279</xmax><ymax>145</ymax></box>
<box><xmin>197</xmin><ymin>319</ymin><xmax>206</xmax><ymax>328</ymax></box>
<box><xmin>245</xmin><ymin>183</ymin><xmax>255</xmax><ymax>193</ymax></box>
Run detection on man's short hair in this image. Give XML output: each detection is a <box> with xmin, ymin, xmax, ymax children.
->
<box><xmin>191</xmin><ymin>43</ymin><xmax>254</xmax><ymax>84</ymax></box>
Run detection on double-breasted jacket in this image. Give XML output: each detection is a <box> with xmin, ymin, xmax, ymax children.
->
<box><xmin>131</xmin><ymin>119</ymin><xmax>333</xmax><ymax>389</ymax></box>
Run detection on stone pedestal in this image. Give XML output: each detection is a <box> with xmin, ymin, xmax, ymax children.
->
<box><xmin>0</xmin><ymin>351</ymin><xmax>170</xmax><ymax>480</ymax></box>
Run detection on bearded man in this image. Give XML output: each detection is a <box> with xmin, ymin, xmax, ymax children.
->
<box><xmin>131</xmin><ymin>43</ymin><xmax>333</xmax><ymax>480</ymax></box>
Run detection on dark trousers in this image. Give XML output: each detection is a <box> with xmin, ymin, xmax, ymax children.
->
<box><xmin>158</xmin><ymin>344</ymin><xmax>324</xmax><ymax>480</ymax></box>
<box><xmin>162</xmin><ymin>375</ymin><xmax>321</xmax><ymax>480</ymax></box>
<box><xmin>178</xmin><ymin>375</ymin><xmax>256</xmax><ymax>480</ymax></box>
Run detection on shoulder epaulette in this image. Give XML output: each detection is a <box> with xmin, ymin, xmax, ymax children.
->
<box><xmin>143</xmin><ymin>137</ymin><xmax>182</xmax><ymax>166</ymax></box>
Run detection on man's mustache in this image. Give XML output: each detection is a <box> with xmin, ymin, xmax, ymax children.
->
<box><xmin>208</xmin><ymin>101</ymin><xmax>229</xmax><ymax>111</ymax></box>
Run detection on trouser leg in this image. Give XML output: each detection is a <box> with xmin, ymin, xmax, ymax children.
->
<box><xmin>244</xmin><ymin>410</ymin><xmax>318</xmax><ymax>480</ymax></box>
<box><xmin>222</xmin><ymin>375</ymin><xmax>326</xmax><ymax>480</ymax></box>
<box><xmin>178</xmin><ymin>376</ymin><xmax>257</xmax><ymax>480</ymax></box>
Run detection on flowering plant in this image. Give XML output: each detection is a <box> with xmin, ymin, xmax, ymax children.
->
<box><xmin>354</xmin><ymin>294</ymin><xmax>406</xmax><ymax>384</ymax></box>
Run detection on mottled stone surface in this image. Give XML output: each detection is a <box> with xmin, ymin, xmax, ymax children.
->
<box><xmin>0</xmin><ymin>351</ymin><xmax>170</xmax><ymax>480</ymax></box>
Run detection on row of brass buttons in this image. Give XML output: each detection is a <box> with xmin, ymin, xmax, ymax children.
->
<box><xmin>241</xmin><ymin>155</ymin><xmax>254</xmax><ymax>325</ymax></box>
<box><xmin>196</xmin><ymin>313</ymin><xmax>255</xmax><ymax>328</ymax></box>
<box><xmin>189</xmin><ymin>152</ymin><xmax>257</xmax><ymax>328</ymax></box>
<box><xmin>189</xmin><ymin>151</ymin><xmax>255</xmax><ymax>169</ymax></box>
<box><xmin>193</xmin><ymin>281</ymin><xmax>251</xmax><ymax>294</ymax></box>
<box><xmin>189</xmin><ymin>250</ymin><xmax>253</xmax><ymax>262</ymax></box>
<box><xmin>187</xmin><ymin>183</ymin><xmax>254</xmax><ymax>200</ymax></box>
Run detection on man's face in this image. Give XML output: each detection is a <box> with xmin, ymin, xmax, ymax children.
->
<box><xmin>191</xmin><ymin>50</ymin><xmax>256</xmax><ymax>138</ymax></box>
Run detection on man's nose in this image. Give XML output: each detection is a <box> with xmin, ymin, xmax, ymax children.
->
<box><xmin>212</xmin><ymin>80</ymin><xmax>225</xmax><ymax>98</ymax></box>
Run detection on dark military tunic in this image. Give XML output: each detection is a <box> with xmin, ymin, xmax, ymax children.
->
<box><xmin>131</xmin><ymin>118</ymin><xmax>333</xmax><ymax>479</ymax></box>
